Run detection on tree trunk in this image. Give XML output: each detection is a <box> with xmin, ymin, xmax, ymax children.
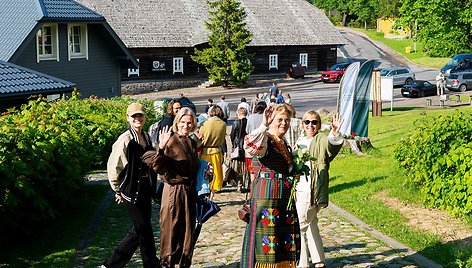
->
<box><xmin>364</xmin><ymin>20</ymin><xmax>367</xmax><ymax>30</ymax></box>
<box><xmin>342</xmin><ymin>13</ymin><xmax>347</xmax><ymax>27</ymax></box>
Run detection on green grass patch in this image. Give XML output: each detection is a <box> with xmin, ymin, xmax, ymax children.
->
<box><xmin>329</xmin><ymin>106</ymin><xmax>472</xmax><ymax>266</ymax></box>
<box><xmin>354</xmin><ymin>28</ymin><xmax>451</xmax><ymax>69</ymax></box>
<box><xmin>0</xmin><ymin>184</ymin><xmax>109</xmax><ymax>268</ymax></box>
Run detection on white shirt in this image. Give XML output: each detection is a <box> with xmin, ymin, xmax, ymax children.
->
<box><xmin>237</xmin><ymin>102</ymin><xmax>251</xmax><ymax>114</ymax></box>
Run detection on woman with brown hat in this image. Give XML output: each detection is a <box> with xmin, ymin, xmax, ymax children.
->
<box><xmin>103</xmin><ymin>102</ymin><xmax>159</xmax><ymax>268</ymax></box>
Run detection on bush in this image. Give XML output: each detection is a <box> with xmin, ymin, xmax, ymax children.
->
<box><xmin>394</xmin><ymin>110</ymin><xmax>472</xmax><ymax>216</ymax></box>
<box><xmin>0</xmin><ymin>96</ymin><xmax>158</xmax><ymax>242</ymax></box>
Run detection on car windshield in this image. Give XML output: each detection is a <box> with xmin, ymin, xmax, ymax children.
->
<box><xmin>329</xmin><ymin>64</ymin><xmax>347</xmax><ymax>70</ymax></box>
<box><xmin>410</xmin><ymin>81</ymin><xmax>421</xmax><ymax>86</ymax></box>
<box><xmin>380</xmin><ymin>69</ymin><xmax>391</xmax><ymax>76</ymax></box>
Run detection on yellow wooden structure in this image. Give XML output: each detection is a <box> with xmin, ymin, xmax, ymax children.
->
<box><xmin>377</xmin><ymin>18</ymin><xmax>410</xmax><ymax>38</ymax></box>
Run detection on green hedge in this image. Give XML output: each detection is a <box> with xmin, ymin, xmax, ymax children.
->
<box><xmin>394</xmin><ymin>110</ymin><xmax>472</xmax><ymax>216</ymax></box>
<box><xmin>0</xmin><ymin>95</ymin><xmax>158</xmax><ymax>241</ymax></box>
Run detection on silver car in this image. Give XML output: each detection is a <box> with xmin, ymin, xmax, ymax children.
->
<box><xmin>380</xmin><ymin>67</ymin><xmax>415</xmax><ymax>86</ymax></box>
<box><xmin>446</xmin><ymin>71</ymin><xmax>472</xmax><ymax>92</ymax></box>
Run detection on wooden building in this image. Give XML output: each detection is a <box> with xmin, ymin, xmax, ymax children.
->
<box><xmin>0</xmin><ymin>0</ymin><xmax>137</xmax><ymax>100</ymax></box>
<box><xmin>78</xmin><ymin>0</ymin><xmax>345</xmax><ymax>81</ymax></box>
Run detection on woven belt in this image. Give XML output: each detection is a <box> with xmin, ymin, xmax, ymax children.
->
<box><xmin>260</xmin><ymin>172</ymin><xmax>284</xmax><ymax>179</ymax></box>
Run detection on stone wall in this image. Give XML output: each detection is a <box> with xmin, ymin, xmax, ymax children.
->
<box><xmin>121</xmin><ymin>79</ymin><xmax>205</xmax><ymax>95</ymax></box>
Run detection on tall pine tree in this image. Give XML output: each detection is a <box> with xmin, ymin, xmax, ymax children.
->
<box><xmin>192</xmin><ymin>0</ymin><xmax>254</xmax><ymax>86</ymax></box>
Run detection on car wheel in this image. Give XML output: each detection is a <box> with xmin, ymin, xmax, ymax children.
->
<box><xmin>405</xmin><ymin>78</ymin><xmax>413</xmax><ymax>85</ymax></box>
<box><xmin>459</xmin><ymin>84</ymin><xmax>467</xmax><ymax>92</ymax></box>
<box><xmin>419</xmin><ymin>91</ymin><xmax>425</xmax><ymax>97</ymax></box>
<box><xmin>336</xmin><ymin>76</ymin><xmax>342</xmax><ymax>82</ymax></box>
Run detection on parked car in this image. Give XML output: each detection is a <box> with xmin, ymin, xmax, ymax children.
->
<box><xmin>441</xmin><ymin>53</ymin><xmax>472</xmax><ymax>77</ymax></box>
<box><xmin>380</xmin><ymin>67</ymin><xmax>415</xmax><ymax>86</ymax></box>
<box><xmin>445</xmin><ymin>71</ymin><xmax>472</xmax><ymax>92</ymax></box>
<box><xmin>401</xmin><ymin>80</ymin><xmax>436</xmax><ymax>97</ymax></box>
<box><xmin>287</xmin><ymin>63</ymin><xmax>305</xmax><ymax>79</ymax></box>
<box><xmin>154</xmin><ymin>96</ymin><xmax>197</xmax><ymax>114</ymax></box>
<box><xmin>321</xmin><ymin>62</ymin><xmax>351</xmax><ymax>83</ymax></box>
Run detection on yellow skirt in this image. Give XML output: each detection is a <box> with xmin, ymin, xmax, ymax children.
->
<box><xmin>200</xmin><ymin>152</ymin><xmax>223</xmax><ymax>191</ymax></box>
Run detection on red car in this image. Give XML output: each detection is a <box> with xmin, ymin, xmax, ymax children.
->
<box><xmin>321</xmin><ymin>62</ymin><xmax>351</xmax><ymax>83</ymax></box>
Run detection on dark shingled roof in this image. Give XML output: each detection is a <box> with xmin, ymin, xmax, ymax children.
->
<box><xmin>0</xmin><ymin>60</ymin><xmax>75</xmax><ymax>97</ymax></box>
<box><xmin>41</xmin><ymin>0</ymin><xmax>104</xmax><ymax>20</ymax></box>
<box><xmin>77</xmin><ymin>0</ymin><xmax>346</xmax><ymax>48</ymax></box>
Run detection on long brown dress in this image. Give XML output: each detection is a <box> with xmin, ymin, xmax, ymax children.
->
<box><xmin>143</xmin><ymin>134</ymin><xmax>199</xmax><ymax>268</ymax></box>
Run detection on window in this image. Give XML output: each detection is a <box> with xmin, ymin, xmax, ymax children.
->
<box><xmin>269</xmin><ymin>54</ymin><xmax>278</xmax><ymax>70</ymax></box>
<box><xmin>128</xmin><ymin>59</ymin><xmax>140</xmax><ymax>77</ymax></box>
<box><xmin>36</xmin><ymin>24</ymin><xmax>59</xmax><ymax>61</ymax></box>
<box><xmin>299</xmin><ymin>53</ymin><xmax>308</xmax><ymax>67</ymax></box>
<box><xmin>68</xmin><ymin>24</ymin><xmax>88</xmax><ymax>60</ymax></box>
<box><xmin>173</xmin><ymin>57</ymin><xmax>184</xmax><ymax>74</ymax></box>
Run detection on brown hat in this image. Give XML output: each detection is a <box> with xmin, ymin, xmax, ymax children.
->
<box><xmin>127</xmin><ymin>103</ymin><xmax>145</xmax><ymax>116</ymax></box>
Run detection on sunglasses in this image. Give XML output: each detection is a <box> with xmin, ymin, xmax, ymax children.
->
<box><xmin>303</xmin><ymin>120</ymin><xmax>318</xmax><ymax>126</ymax></box>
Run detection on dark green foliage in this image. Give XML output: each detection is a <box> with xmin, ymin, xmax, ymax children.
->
<box><xmin>394</xmin><ymin>110</ymin><xmax>472</xmax><ymax>216</ymax></box>
<box><xmin>310</xmin><ymin>0</ymin><xmax>471</xmax><ymax>56</ymax></box>
<box><xmin>400</xmin><ymin>0</ymin><xmax>471</xmax><ymax>57</ymax></box>
<box><xmin>192</xmin><ymin>0</ymin><xmax>254</xmax><ymax>86</ymax></box>
<box><xmin>0</xmin><ymin>96</ymin><xmax>157</xmax><ymax>242</ymax></box>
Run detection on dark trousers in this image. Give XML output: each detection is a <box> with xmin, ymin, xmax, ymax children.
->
<box><xmin>104</xmin><ymin>194</ymin><xmax>158</xmax><ymax>268</ymax></box>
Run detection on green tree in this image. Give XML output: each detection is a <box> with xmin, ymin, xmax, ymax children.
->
<box><xmin>192</xmin><ymin>0</ymin><xmax>254</xmax><ymax>86</ymax></box>
<box><xmin>376</xmin><ymin>0</ymin><xmax>401</xmax><ymax>18</ymax></box>
<box><xmin>400</xmin><ymin>0</ymin><xmax>472</xmax><ymax>57</ymax></box>
<box><xmin>352</xmin><ymin>0</ymin><xmax>378</xmax><ymax>29</ymax></box>
<box><xmin>312</xmin><ymin>0</ymin><xmax>352</xmax><ymax>26</ymax></box>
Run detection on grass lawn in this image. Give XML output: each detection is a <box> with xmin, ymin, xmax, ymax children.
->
<box><xmin>329</xmin><ymin>105</ymin><xmax>472</xmax><ymax>267</ymax></box>
<box><xmin>0</xmin><ymin>184</ymin><xmax>109</xmax><ymax>268</ymax></box>
<box><xmin>353</xmin><ymin>28</ymin><xmax>451</xmax><ymax>69</ymax></box>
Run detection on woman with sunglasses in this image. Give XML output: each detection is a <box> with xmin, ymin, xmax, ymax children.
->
<box><xmin>295</xmin><ymin>111</ymin><xmax>343</xmax><ymax>268</ymax></box>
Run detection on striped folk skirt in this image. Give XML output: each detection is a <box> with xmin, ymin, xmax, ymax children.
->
<box><xmin>241</xmin><ymin>174</ymin><xmax>300</xmax><ymax>268</ymax></box>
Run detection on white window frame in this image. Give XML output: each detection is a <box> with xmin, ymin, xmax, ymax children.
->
<box><xmin>299</xmin><ymin>53</ymin><xmax>308</xmax><ymax>67</ymax></box>
<box><xmin>128</xmin><ymin>59</ymin><xmax>140</xmax><ymax>77</ymax></box>
<box><xmin>36</xmin><ymin>23</ymin><xmax>59</xmax><ymax>62</ymax></box>
<box><xmin>173</xmin><ymin>57</ymin><xmax>184</xmax><ymax>74</ymax></box>
<box><xmin>269</xmin><ymin>54</ymin><xmax>278</xmax><ymax>70</ymax></box>
<box><xmin>68</xmin><ymin>24</ymin><xmax>88</xmax><ymax>60</ymax></box>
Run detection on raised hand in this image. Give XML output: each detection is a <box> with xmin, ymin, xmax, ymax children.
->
<box><xmin>262</xmin><ymin>105</ymin><xmax>275</xmax><ymax>127</ymax></box>
<box><xmin>331</xmin><ymin>113</ymin><xmax>343</xmax><ymax>136</ymax></box>
<box><xmin>158</xmin><ymin>125</ymin><xmax>172</xmax><ymax>149</ymax></box>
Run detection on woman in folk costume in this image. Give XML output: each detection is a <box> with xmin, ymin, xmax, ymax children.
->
<box><xmin>241</xmin><ymin>103</ymin><xmax>301</xmax><ymax>268</ymax></box>
<box><xmin>142</xmin><ymin>107</ymin><xmax>199</xmax><ymax>268</ymax></box>
<box><xmin>294</xmin><ymin>111</ymin><xmax>343</xmax><ymax>268</ymax></box>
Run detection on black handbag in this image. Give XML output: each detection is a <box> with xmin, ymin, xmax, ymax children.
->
<box><xmin>196</xmin><ymin>196</ymin><xmax>221</xmax><ymax>224</ymax></box>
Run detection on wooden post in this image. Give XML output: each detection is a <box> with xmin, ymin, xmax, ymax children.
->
<box><xmin>371</xmin><ymin>70</ymin><xmax>382</xmax><ymax>116</ymax></box>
